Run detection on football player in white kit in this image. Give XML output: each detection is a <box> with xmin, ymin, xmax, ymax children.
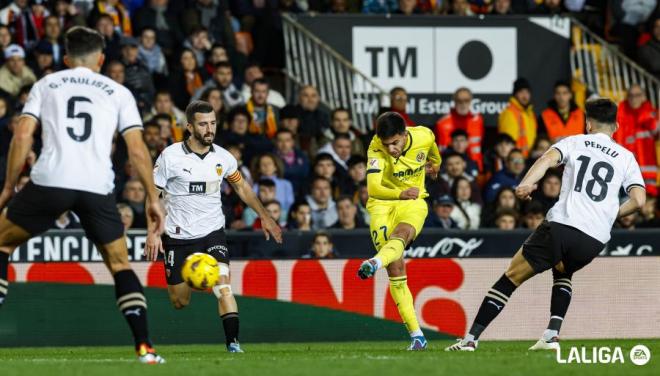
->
<box><xmin>446</xmin><ymin>98</ymin><xmax>646</xmax><ymax>352</ymax></box>
<box><xmin>0</xmin><ymin>27</ymin><xmax>166</xmax><ymax>363</ymax></box>
<box><xmin>144</xmin><ymin>100</ymin><xmax>282</xmax><ymax>353</ymax></box>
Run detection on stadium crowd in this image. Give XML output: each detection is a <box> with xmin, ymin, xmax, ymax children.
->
<box><xmin>0</xmin><ymin>0</ymin><xmax>658</xmax><ymax>257</ymax></box>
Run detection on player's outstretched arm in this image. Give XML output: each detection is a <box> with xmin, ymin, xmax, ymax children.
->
<box><xmin>618</xmin><ymin>187</ymin><xmax>646</xmax><ymax>218</ymax></box>
<box><xmin>143</xmin><ymin>193</ymin><xmax>165</xmax><ymax>261</ymax></box>
<box><xmin>0</xmin><ymin>116</ymin><xmax>38</xmax><ymax>210</ymax></box>
<box><xmin>515</xmin><ymin>148</ymin><xmax>562</xmax><ymax>200</ymax></box>
<box><xmin>123</xmin><ymin>130</ymin><xmax>164</xmax><ymax>236</ymax></box>
<box><xmin>230</xmin><ymin>176</ymin><xmax>283</xmax><ymax>244</ymax></box>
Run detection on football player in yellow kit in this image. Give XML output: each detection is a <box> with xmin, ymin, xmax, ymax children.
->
<box><xmin>358</xmin><ymin>112</ymin><xmax>441</xmax><ymax>350</ymax></box>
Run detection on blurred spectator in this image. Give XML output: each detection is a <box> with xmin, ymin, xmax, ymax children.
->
<box><xmin>435</xmin><ymin>87</ymin><xmax>484</xmax><ymax>171</ymax></box>
<box><xmin>11</xmin><ymin>0</ymin><xmax>48</xmax><ymax>50</ymax></box>
<box><xmin>0</xmin><ymin>1</ymin><xmax>28</xmax><ymax>27</ymax></box>
<box><xmin>42</xmin><ymin>15</ymin><xmax>63</xmax><ymax>67</ymax></box>
<box><xmin>247</xmin><ymin>78</ymin><xmax>278</xmax><ymax>139</ymax></box>
<box><xmin>253</xmin><ymin>200</ymin><xmax>285</xmax><ymax>229</ymax></box>
<box><xmin>0</xmin><ymin>44</ymin><xmax>36</xmax><ymax>97</ymax></box>
<box><xmin>442</xmin><ymin>130</ymin><xmax>480</xmax><ymax>177</ymax></box>
<box><xmin>448</xmin><ymin>0</ymin><xmax>475</xmax><ymax>15</ymax></box>
<box><xmin>522</xmin><ymin>200</ymin><xmax>545</xmax><ymax>230</ymax></box>
<box><xmin>195</xmin><ymin>61</ymin><xmax>244</xmax><ymax>108</ymax></box>
<box><xmin>615</xmin><ymin>84</ymin><xmax>658</xmax><ymax>196</ymax></box>
<box><xmin>54</xmin><ymin>211</ymin><xmax>82</xmax><ymax>230</ymax></box>
<box><xmin>95</xmin><ymin>13</ymin><xmax>121</xmax><ymax>62</ymax></box>
<box><xmin>318</xmin><ymin>133</ymin><xmax>352</xmax><ymax>172</ymax></box>
<box><xmin>241</xmin><ymin>62</ymin><xmax>286</xmax><ymax>108</ymax></box>
<box><xmin>296</xmin><ymin>85</ymin><xmax>330</xmax><ymax>143</ymax></box>
<box><xmin>204</xmin><ymin>43</ymin><xmax>229</xmax><ymax>76</ymax></box>
<box><xmin>638</xmin><ymin>193</ymin><xmax>660</xmax><ymax>227</ymax></box>
<box><xmin>526</xmin><ymin>135</ymin><xmax>551</xmax><ymax>167</ymax></box>
<box><xmin>495</xmin><ymin>207</ymin><xmax>518</xmax><ymax>230</ymax></box>
<box><xmin>225</xmin><ymin>143</ymin><xmax>253</xmax><ymax>185</ymax></box>
<box><xmin>132</xmin><ymin>0</ymin><xmax>184</xmax><ymax>56</ymax></box>
<box><xmin>395</xmin><ymin>0</ymin><xmax>420</xmax><ymax>14</ymax></box>
<box><xmin>638</xmin><ymin>18</ymin><xmax>660</xmax><ymax>77</ymax></box>
<box><xmin>137</xmin><ymin>27</ymin><xmax>167</xmax><ymax>76</ymax></box>
<box><xmin>182</xmin><ymin>0</ymin><xmax>233</xmax><ymax>49</ymax></box>
<box><xmin>306</xmin><ymin>176</ymin><xmax>338</xmax><ymax>229</ymax></box>
<box><xmin>426</xmin><ymin>195</ymin><xmax>459</xmax><ymax>229</ymax></box>
<box><xmin>312</xmin><ymin>153</ymin><xmax>347</xmax><ymax>198</ymax></box>
<box><xmin>539</xmin><ymin>81</ymin><xmax>585</xmax><ymax>143</ymax></box>
<box><xmin>346</xmin><ymin>155</ymin><xmax>367</xmax><ymax>195</ymax></box>
<box><xmin>531</xmin><ymin>169</ymin><xmax>561</xmax><ymax>213</ymax></box>
<box><xmin>105</xmin><ymin>60</ymin><xmax>125</xmax><ymax>85</ymax></box>
<box><xmin>331</xmin><ymin>195</ymin><xmax>366</xmax><ymax>229</ymax></box>
<box><xmin>430</xmin><ymin>152</ymin><xmax>482</xmax><ymax>204</ymax></box>
<box><xmin>122</xmin><ymin>179</ymin><xmax>146</xmax><ymax>228</ymax></box>
<box><xmin>484</xmin><ymin>148</ymin><xmax>525</xmax><ymax>202</ymax></box>
<box><xmin>116</xmin><ymin>203</ymin><xmax>134</xmax><ymax>232</ymax></box>
<box><xmin>610</xmin><ymin>0</ymin><xmax>657</xmax><ymax>57</ymax></box>
<box><xmin>287</xmin><ymin>201</ymin><xmax>312</xmax><ymax>230</ymax></box>
<box><xmin>491</xmin><ymin>0</ymin><xmax>513</xmax><ymax>14</ymax></box>
<box><xmin>0</xmin><ymin>97</ymin><xmax>11</xmax><ymax>186</ymax></box>
<box><xmin>144</xmin><ymin>90</ymin><xmax>186</xmax><ymax>128</ymax></box>
<box><xmin>356</xmin><ymin>181</ymin><xmax>370</xmax><ymax>224</ymax></box>
<box><xmin>52</xmin><ymin>0</ymin><xmax>87</xmax><ymax>30</ymax></box>
<box><xmin>0</xmin><ymin>25</ymin><xmax>12</xmax><ymax>62</ymax></box>
<box><xmin>251</xmin><ymin>153</ymin><xmax>294</xmax><ymax>212</ymax></box>
<box><xmin>243</xmin><ymin>178</ymin><xmax>278</xmax><ymax>227</ymax></box>
<box><xmin>450</xmin><ymin>176</ymin><xmax>481</xmax><ymax>229</ymax></box>
<box><xmin>182</xmin><ymin>27</ymin><xmax>212</xmax><ymax>69</ymax></box>
<box><xmin>388</xmin><ymin>86</ymin><xmax>415</xmax><ymax>126</ymax></box>
<box><xmin>362</xmin><ymin>0</ymin><xmax>398</xmax><ymax>13</ymax></box>
<box><xmin>143</xmin><ymin>121</ymin><xmax>163</xmax><ymax>163</ymax></box>
<box><xmin>168</xmin><ymin>49</ymin><xmax>206</xmax><ymax>110</ymax></box>
<box><xmin>120</xmin><ymin>36</ymin><xmax>156</xmax><ymax>111</ymax></box>
<box><xmin>483</xmin><ymin>132</ymin><xmax>515</xmax><ymax>175</ymax></box>
<box><xmin>275</xmin><ymin>129</ymin><xmax>310</xmax><ymax>194</ymax></box>
<box><xmin>616</xmin><ymin>212</ymin><xmax>638</xmax><ymax>230</ymax></box>
<box><xmin>481</xmin><ymin>186</ymin><xmax>520</xmax><ymax>227</ymax></box>
<box><xmin>199</xmin><ymin>87</ymin><xmax>227</xmax><ymax>130</ymax></box>
<box><xmin>313</xmin><ymin>108</ymin><xmax>365</xmax><ymax>158</ymax></box>
<box><xmin>533</xmin><ymin>0</ymin><xmax>564</xmax><ymax>14</ymax></box>
<box><xmin>28</xmin><ymin>40</ymin><xmax>54</xmax><ymax>77</ymax></box>
<box><xmin>222</xmin><ymin>106</ymin><xmax>272</xmax><ymax>163</ymax></box>
<box><xmin>90</xmin><ymin>0</ymin><xmax>132</xmax><ymax>36</ymax></box>
<box><xmin>279</xmin><ymin>105</ymin><xmax>302</xmax><ymax>141</ymax></box>
<box><xmin>498</xmin><ymin>78</ymin><xmax>537</xmax><ymax>156</ymax></box>
<box><xmin>304</xmin><ymin>231</ymin><xmax>337</xmax><ymax>259</ymax></box>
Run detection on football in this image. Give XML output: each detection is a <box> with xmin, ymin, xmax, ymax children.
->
<box><xmin>181</xmin><ymin>253</ymin><xmax>220</xmax><ymax>290</ymax></box>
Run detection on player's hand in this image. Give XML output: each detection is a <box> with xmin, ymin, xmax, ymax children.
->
<box><xmin>146</xmin><ymin>200</ymin><xmax>165</xmax><ymax>235</ymax></box>
<box><xmin>260</xmin><ymin>216</ymin><xmax>283</xmax><ymax>244</ymax></box>
<box><xmin>425</xmin><ymin>163</ymin><xmax>440</xmax><ymax>180</ymax></box>
<box><xmin>515</xmin><ymin>184</ymin><xmax>537</xmax><ymax>201</ymax></box>
<box><xmin>0</xmin><ymin>186</ymin><xmax>14</xmax><ymax>211</ymax></box>
<box><xmin>144</xmin><ymin>232</ymin><xmax>164</xmax><ymax>261</ymax></box>
<box><xmin>399</xmin><ymin>187</ymin><xmax>420</xmax><ymax>200</ymax></box>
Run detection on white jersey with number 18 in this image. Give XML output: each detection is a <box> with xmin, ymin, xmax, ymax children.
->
<box><xmin>22</xmin><ymin>66</ymin><xmax>142</xmax><ymax>195</ymax></box>
<box><xmin>547</xmin><ymin>133</ymin><xmax>645</xmax><ymax>243</ymax></box>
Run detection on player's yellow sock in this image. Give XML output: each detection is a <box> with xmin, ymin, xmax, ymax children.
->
<box><xmin>389</xmin><ymin>276</ymin><xmax>422</xmax><ymax>336</ymax></box>
<box><xmin>375</xmin><ymin>237</ymin><xmax>406</xmax><ymax>267</ymax></box>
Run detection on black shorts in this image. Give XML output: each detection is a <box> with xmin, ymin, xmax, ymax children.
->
<box><xmin>522</xmin><ymin>221</ymin><xmax>605</xmax><ymax>274</ymax></box>
<box><xmin>6</xmin><ymin>182</ymin><xmax>124</xmax><ymax>244</ymax></box>
<box><xmin>161</xmin><ymin>228</ymin><xmax>230</xmax><ymax>285</ymax></box>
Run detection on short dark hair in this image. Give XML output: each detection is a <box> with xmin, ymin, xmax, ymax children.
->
<box><xmin>313</xmin><ymin>231</ymin><xmax>331</xmax><ymax>243</ymax></box>
<box><xmin>263</xmin><ymin>200</ymin><xmax>281</xmax><ymax>210</ymax></box>
<box><xmin>65</xmin><ymin>26</ymin><xmax>105</xmax><ymax>59</ymax></box>
<box><xmin>375</xmin><ymin>112</ymin><xmax>406</xmax><ymax>139</ymax></box>
<box><xmin>275</xmin><ymin>128</ymin><xmax>293</xmax><ymax>138</ymax></box>
<box><xmin>155</xmin><ymin>90</ymin><xmax>171</xmax><ymax>99</ymax></box>
<box><xmin>143</xmin><ymin>121</ymin><xmax>160</xmax><ymax>131</ymax></box>
<box><xmin>347</xmin><ymin>155</ymin><xmax>366</xmax><ymax>168</ymax></box>
<box><xmin>333</xmin><ymin>133</ymin><xmax>351</xmax><ymax>143</ymax></box>
<box><xmin>336</xmin><ymin>195</ymin><xmax>354</xmax><ymax>206</ymax></box>
<box><xmin>389</xmin><ymin>86</ymin><xmax>406</xmax><ymax>96</ymax></box>
<box><xmin>494</xmin><ymin>133</ymin><xmax>515</xmax><ymax>145</ymax></box>
<box><xmin>312</xmin><ymin>175</ymin><xmax>331</xmax><ymax>186</ymax></box>
<box><xmin>200</xmin><ymin>87</ymin><xmax>222</xmax><ymax>102</ymax></box>
<box><xmin>585</xmin><ymin>98</ymin><xmax>617</xmax><ymax>129</ymax></box>
<box><xmin>443</xmin><ymin>151</ymin><xmax>464</xmax><ymax>161</ymax></box>
<box><xmin>554</xmin><ymin>80</ymin><xmax>571</xmax><ymax>91</ymax></box>
<box><xmin>153</xmin><ymin>113</ymin><xmax>172</xmax><ymax>124</ymax></box>
<box><xmin>450</xmin><ymin>129</ymin><xmax>468</xmax><ymax>139</ymax></box>
<box><xmin>215</xmin><ymin>61</ymin><xmax>232</xmax><ymax>71</ymax></box>
<box><xmin>495</xmin><ymin>207</ymin><xmax>519</xmax><ymax>221</ymax></box>
<box><xmin>228</xmin><ymin>106</ymin><xmax>250</xmax><ymax>124</ymax></box>
<box><xmin>507</xmin><ymin>148</ymin><xmax>524</xmax><ymax>160</ymax></box>
<box><xmin>331</xmin><ymin>107</ymin><xmax>351</xmax><ymax>120</ymax></box>
<box><xmin>185</xmin><ymin>100</ymin><xmax>214</xmax><ymax>124</ymax></box>
<box><xmin>314</xmin><ymin>153</ymin><xmax>335</xmax><ymax>165</ymax></box>
<box><xmin>523</xmin><ymin>200</ymin><xmax>545</xmax><ymax>216</ymax></box>
<box><xmin>258</xmin><ymin>178</ymin><xmax>276</xmax><ymax>188</ymax></box>
<box><xmin>251</xmin><ymin>77</ymin><xmax>269</xmax><ymax>90</ymax></box>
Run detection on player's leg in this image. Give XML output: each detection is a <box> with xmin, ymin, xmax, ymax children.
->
<box><xmin>529</xmin><ymin>263</ymin><xmax>571</xmax><ymax>350</ymax></box>
<box><xmin>213</xmin><ymin>266</ymin><xmax>242</xmax><ymax>352</ymax></box>
<box><xmin>167</xmin><ymin>283</ymin><xmax>192</xmax><ymax>309</ymax></box>
<box><xmin>0</xmin><ymin>215</ymin><xmax>31</xmax><ymax>306</ymax></box>
<box><xmin>77</xmin><ymin>191</ymin><xmax>163</xmax><ymax>363</ymax></box>
<box><xmin>386</xmin><ymin>256</ymin><xmax>427</xmax><ymax>350</ymax></box>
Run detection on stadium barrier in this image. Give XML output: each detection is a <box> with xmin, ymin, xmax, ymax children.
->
<box><xmin>1</xmin><ymin>230</ymin><xmax>658</xmax><ymax>346</ymax></box>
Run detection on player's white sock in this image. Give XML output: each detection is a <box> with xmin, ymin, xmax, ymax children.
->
<box><xmin>410</xmin><ymin>329</ymin><xmax>423</xmax><ymax>338</ymax></box>
<box><xmin>464</xmin><ymin>334</ymin><xmax>476</xmax><ymax>343</ymax></box>
<box><xmin>370</xmin><ymin>257</ymin><xmax>383</xmax><ymax>271</ymax></box>
<box><xmin>543</xmin><ymin>329</ymin><xmax>558</xmax><ymax>341</ymax></box>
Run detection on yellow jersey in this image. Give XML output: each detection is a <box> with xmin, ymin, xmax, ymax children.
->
<box><xmin>366</xmin><ymin>126</ymin><xmax>441</xmax><ymax>200</ymax></box>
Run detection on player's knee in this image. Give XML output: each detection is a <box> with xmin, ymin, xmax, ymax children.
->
<box><xmin>213</xmin><ymin>284</ymin><xmax>233</xmax><ymax>300</ymax></box>
<box><xmin>108</xmin><ymin>259</ymin><xmax>131</xmax><ymax>274</ymax></box>
<box><xmin>170</xmin><ymin>296</ymin><xmax>190</xmax><ymax>309</ymax></box>
<box><xmin>553</xmin><ymin>262</ymin><xmax>566</xmax><ymax>274</ymax></box>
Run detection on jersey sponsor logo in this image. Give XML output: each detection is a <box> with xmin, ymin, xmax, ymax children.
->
<box><xmin>208</xmin><ymin>244</ymin><xmax>228</xmax><ymax>257</ymax></box>
<box><xmin>189</xmin><ymin>181</ymin><xmax>206</xmax><ymax>193</ymax></box>
<box><xmin>392</xmin><ymin>165</ymin><xmax>424</xmax><ymax>178</ymax></box>
<box><xmin>416</xmin><ymin>151</ymin><xmax>426</xmax><ymax>162</ymax></box>
<box><xmin>216</xmin><ymin>163</ymin><xmax>223</xmax><ymax>176</ymax></box>
<box><xmin>368</xmin><ymin>158</ymin><xmax>379</xmax><ymax>169</ymax></box>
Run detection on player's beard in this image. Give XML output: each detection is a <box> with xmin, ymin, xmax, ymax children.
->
<box><xmin>193</xmin><ymin>130</ymin><xmax>215</xmax><ymax>147</ymax></box>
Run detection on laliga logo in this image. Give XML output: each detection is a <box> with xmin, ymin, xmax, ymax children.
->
<box><xmin>406</xmin><ymin>238</ymin><xmax>484</xmax><ymax>258</ymax></box>
<box><xmin>556</xmin><ymin>344</ymin><xmax>651</xmax><ymax>365</ymax></box>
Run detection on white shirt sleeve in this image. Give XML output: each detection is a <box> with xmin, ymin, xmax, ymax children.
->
<box><xmin>622</xmin><ymin>155</ymin><xmax>645</xmax><ymax>193</ymax></box>
<box><xmin>117</xmin><ymin>88</ymin><xmax>143</xmax><ymax>135</ymax></box>
<box><xmin>551</xmin><ymin>136</ymin><xmax>576</xmax><ymax>164</ymax></box>
<box><xmin>153</xmin><ymin>153</ymin><xmax>168</xmax><ymax>189</ymax></box>
<box><xmin>21</xmin><ymin>80</ymin><xmax>43</xmax><ymax>121</ymax></box>
<box><xmin>223</xmin><ymin>151</ymin><xmax>241</xmax><ymax>183</ymax></box>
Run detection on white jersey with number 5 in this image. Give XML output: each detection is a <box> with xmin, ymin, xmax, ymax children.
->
<box><xmin>22</xmin><ymin>66</ymin><xmax>142</xmax><ymax>195</ymax></box>
<box><xmin>547</xmin><ymin>133</ymin><xmax>645</xmax><ymax>243</ymax></box>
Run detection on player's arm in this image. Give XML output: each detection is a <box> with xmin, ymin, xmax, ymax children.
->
<box><xmin>229</xmin><ymin>173</ymin><xmax>282</xmax><ymax>243</ymax></box>
<box><xmin>425</xmin><ymin>131</ymin><xmax>442</xmax><ymax>179</ymax></box>
<box><xmin>515</xmin><ymin>147</ymin><xmax>562</xmax><ymax>200</ymax></box>
<box><xmin>0</xmin><ymin>115</ymin><xmax>38</xmax><ymax>210</ymax></box>
<box><xmin>123</xmin><ymin>130</ymin><xmax>164</xmax><ymax>236</ymax></box>
<box><xmin>618</xmin><ymin>187</ymin><xmax>646</xmax><ymax>218</ymax></box>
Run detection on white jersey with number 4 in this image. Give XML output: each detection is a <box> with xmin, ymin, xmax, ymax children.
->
<box><xmin>547</xmin><ymin>133</ymin><xmax>645</xmax><ymax>243</ymax></box>
<box><xmin>22</xmin><ymin>66</ymin><xmax>142</xmax><ymax>195</ymax></box>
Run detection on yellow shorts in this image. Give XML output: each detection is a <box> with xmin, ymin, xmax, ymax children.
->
<box><xmin>366</xmin><ymin>198</ymin><xmax>428</xmax><ymax>251</ymax></box>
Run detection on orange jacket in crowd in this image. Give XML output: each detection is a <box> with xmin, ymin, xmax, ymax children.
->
<box><xmin>498</xmin><ymin>97</ymin><xmax>537</xmax><ymax>157</ymax></box>
<box><xmin>615</xmin><ymin>100</ymin><xmax>659</xmax><ymax>196</ymax></box>
<box><xmin>539</xmin><ymin>101</ymin><xmax>585</xmax><ymax>143</ymax></box>
<box><xmin>434</xmin><ymin>109</ymin><xmax>484</xmax><ymax>171</ymax></box>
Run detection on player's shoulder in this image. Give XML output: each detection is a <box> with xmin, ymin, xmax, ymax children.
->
<box><xmin>409</xmin><ymin>125</ymin><xmax>435</xmax><ymax>143</ymax></box>
<box><xmin>211</xmin><ymin>144</ymin><xmax>238</xmax><ymax>164</ymax></box>
<box><xmin>160</xmin><ymin>142</ymin><xmax>186</xmax><ymax>158</ymax></box>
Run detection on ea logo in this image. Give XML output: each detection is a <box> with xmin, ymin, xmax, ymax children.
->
<box><xmin>630</xmin><ymin>345</ymin><xmax>651</xmax><ymax>366</ymax></box>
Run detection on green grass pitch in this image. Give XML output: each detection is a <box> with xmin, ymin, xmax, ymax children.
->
<box><xmin>0</xmin><ymin>340</ymin><xmax>657</xmax><ymax>376</ymax></box>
